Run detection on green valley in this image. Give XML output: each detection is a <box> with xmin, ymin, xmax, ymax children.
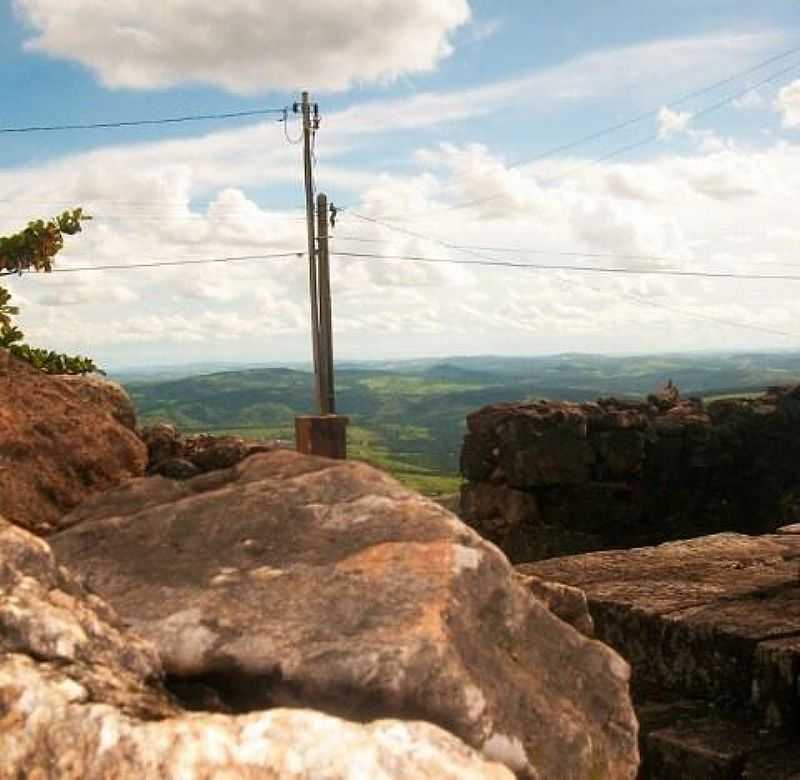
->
<box><xmin>120</xmin><ymin>351</ymin><xmax>800</xmax><ymax>495</ymax></box>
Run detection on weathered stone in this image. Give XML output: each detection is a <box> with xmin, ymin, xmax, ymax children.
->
<box><xmin>590</xmin><ymin>429</ymin><xmax>645</xmax><ymax>478</ymax></box>
<box><xmin>156</xmin><ymin>457</ymin><xmax>202</xmax><ymax>480</ymax></box>
<box><xmin>0</xmin><ymin>349</ymin><xmax>147</xmax><ymax>535</ymax></box>
<box><xmin>515</xmin><ymin>573</ymin><xmax>594</xmax><ymax>637</ymax></box>
<box><xmin>461</xmin><ymin>387</ymin><xmax>800</xmax><ymax>561</ymax></box>
<box><xmin>53</xmin><ymin>450</ymin><xmax>639</xmax><ymax>779</ymax></box>
<box><xmin>0</xmin><ymin>516</ymin><xmax>176</xmax><ymax>721</ymax></box>
<box><xmin>520</xmin><ymin>534</ymin><xmax>800</xmax><ymax>778</ymax></box>
<box><xmin>0</xmin><ymin>515</ymin><xmax>514</xmax><ymax>779</ymax></box>
<box><xmin>500</xmin><ymin>406</ymin><xmax>594</xmax><ymax>487</ymax></box>
<box><xmin>183</xmin><ymin>433</ymin><xmax>258</xmax><ymax>471</ymax></box>
<box><xmin>520</xmin><ymin>532</ymin><xmax>800</xmax><ymax>731</ymax></box>
<box><xmin>432</xmin><ymin>492</ymin><xmax>461</xmax><ymax>515</ymax></box>
<box><xmin>464</xmin><ymin>401</ymin><xmax>595</xmax><ymax>488</ymax></box>
<box><xmin>141</xmin><ymin>423</ymin><xmax>279</xmax><ymax>479</ymax></box>
<box><xmin>639</xmin><ymin>700</ymin><xmax>784</xmax><ymax>780</ymax></box>
<box><xmin>741</xmin><ymin>743</ymin><xmax>800</xmax><ymax>779</ymax></box>
<box><xmin>0</xmin><ymin>658</ymin><xmax>515</xmax><ymax>780</ymax></box>
<box><xmin>58</xmin><ymin>373</ymin><xmax>138</xmax><ymax>430</ymax></box>
<box><xmin>140</xmin><ymin>422</ymin><xmax>184</xmax><ymax>466</ymax></box>
<box><xmin>461</xmin><ymin>481</ymin><xmax>612</xmax><ymax>563</ymax></box>
<box><xmin>460</xmin><ymin>482</ymin><xmax>543</xmax><ymax>561</ymax></box>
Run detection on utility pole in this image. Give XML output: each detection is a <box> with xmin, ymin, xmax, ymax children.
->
<box><xmin>294</xmin><ymin>91</ymin><xmax>321</xmax><ymax>411</ymax></box>
<box><xmin>293</xmin><ymin>94</ymin><xmax>348</xmax><ymax>459</ymax></box>
<box><xmin>316</xmin><ymin>192</ymin><xmax>335</xmax><ymax>415</ymax></box>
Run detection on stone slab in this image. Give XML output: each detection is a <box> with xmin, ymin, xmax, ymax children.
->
<box><xmin>520</xmin><ymin>533</ymin><xmax>800</xmax><ymax>729</ymax></box>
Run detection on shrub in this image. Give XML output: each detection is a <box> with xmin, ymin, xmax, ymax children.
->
<box><xmin>1</xmin><ymin>209</ymin><xmax>101</xmax><ymax>375</ymax></box>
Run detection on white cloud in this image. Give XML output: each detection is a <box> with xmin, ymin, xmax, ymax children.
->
<box><xmin>2</xmin><ymin>29</ymin><xmax>800</xmax><ymax>362</ymax></box>
<box><xmin>657</xmin><ymin>106</ymin><xmax>692</xmax><ymax>140</ymax></box>
<box><xmin>13</xmin><ymin>0</ymin><xmax>471</xmax><ymax>93</ymax></box>
<box><xmin>327</xmin><ymin>31</ymin><xmax>785</xmax><ymax>135</ymax></box>
<box><xmin>7</xmin><ymin>132</ymin><xmax>800</xmax><ymax>362</ymax></box>
<box><xmin>469</xmin><ymin>17</ymin><xmax>502</xmax><ymax>43</ymax></box>
<box><xmin>776</xmin><ymin>79</ymin><xmax>800</xmax><ymax>128</ymax></box>
<box><xmin>732</xmin><ymin>89</ymin><xmax>765</xmax><ymax>110</ymax></box>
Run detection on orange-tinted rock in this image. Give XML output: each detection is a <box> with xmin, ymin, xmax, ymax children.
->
<box><xmin>0</xmin><ymin>516</ymin><xmax>514</xmax><ymax>779</ymax></box>
<box><xmin>53</xmin><ymin>450</ymin><xmax>639</xmax><ymax>779</ymax></box>
<box><xmin>58</xmin><ymin>373</ymin><xmax>138</xmax><ymax>431</ymax></box>
<box><xmin>0</xmin><ymin>349</ymin><xmax>147</xmax><ymax>535</ymax></box>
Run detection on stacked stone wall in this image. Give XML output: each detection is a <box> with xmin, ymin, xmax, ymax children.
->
<box><xmin>460</xmin><ymin>386</ymin><xmax>800</xmax><ymax>562</ymax></box>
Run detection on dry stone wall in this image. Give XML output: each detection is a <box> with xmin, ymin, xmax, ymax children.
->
<box><xmin>460</xmin><ymin>386</ymin><xmax>800</xmax><ymax>562</ymax></box>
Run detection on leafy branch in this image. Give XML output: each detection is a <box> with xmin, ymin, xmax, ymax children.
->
<box><xmin>1</xmin><ymin>209</ymin><xmax>102</xmax><ymax>375</ymax></box>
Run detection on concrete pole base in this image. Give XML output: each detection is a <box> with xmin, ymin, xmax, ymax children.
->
<box><xmin>295</xmin><ymin>415</ymin><xmax>349</xmax><ymax>459</ymax></box>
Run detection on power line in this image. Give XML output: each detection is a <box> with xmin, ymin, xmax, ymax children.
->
<box><xmin>341</xmin><ymin>211</ymin><xmax>800</xmax><ymax>339</ymax></box>
<box><xmin>342</xmin><ymin>51</ymin><xmax>800</xmax><ymax>220</ymax></box>
<box><xmin>463</xmin><ymin>58</ymin><xmax>800</xmax><ymax>212</ymax></box>
<box><xmin>0</xmin><ymin>107</ymin><xmax>288</xmax><ymax>135</ymax></box>
<box><xmin>331</xmin><ymin>235</ymin><xmax>698</xmax><ymax>269</ymax></box>
<box><xmin>504</xmin><ymin>44</ymin><xmax>800</xmax><ymax>170</ymax></box>
<box><xmin>601</xmin><ymin>285</ymin><xmax>799</xmax><ymax>339</ymax></box>
<box><xmin>0</xmin><ymin>211</ymin><xmax>308</xmax><ymax>221</ymax></box>
<box><xmin>332</xmin><ymin>234</ymin><xmax>800</xmax><ymax>270</ymax></box>
<box><xmin>0</xmin><ymin>251</ymin><xmax>304</xmax><ymax>276</ymax></box>
<box><xmin>529</xmin><ymin>57</ymin><xmax>800</xmax><ymax>191</ymax></box>
<box><xmin>331</xmin><ymin>249</ymin><xmax>800</xmax><ymax>338</ymax></box>
<box><xmin>331</xmin><ymin>250</ymin><xmax>800</xmax><ymax>282</ymax></box>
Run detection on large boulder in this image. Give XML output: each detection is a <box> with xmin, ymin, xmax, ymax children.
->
<box><xmin>53</xmin><ymin>450</ymin><xmax>639</xmax><ymax>779</ymax></box>
<box><xmin>0</xmin><ymin>516</ymin><xmax>513</xmax><ymax>779</ymax></box>
<box><xmin>0</xmin><ymin>350</ymin><xmax>147</xmax><ymax>535</ymax></box>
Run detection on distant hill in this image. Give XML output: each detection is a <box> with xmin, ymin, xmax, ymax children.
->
<box><xmin>123</xmin><ymin>351</ymin><xmax>800</xmax><ymax>494</ymax></box>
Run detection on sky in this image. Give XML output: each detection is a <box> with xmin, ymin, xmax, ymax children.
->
<box><xmin>2</xmin><ymin>1</ymin><xmax>800</xmax><ymax>369</ymax></box>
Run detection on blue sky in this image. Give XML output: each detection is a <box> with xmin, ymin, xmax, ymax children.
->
<box><xmin>2</xmin><ymin>1</ymin><xmax>800</xmax><ymax>368</ymax></box>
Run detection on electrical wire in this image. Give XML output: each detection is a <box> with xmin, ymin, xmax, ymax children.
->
<box><xmin>599</xmin><ymin>284</ymin><xmax>798</xmax><ymax>339</ymax></box>
<box><xmin>331</xmin><ymin>250</ymin><xmax>800</xmax><ymax>282</ymax></box>
<box><xmin>0</xmin><ymin>107</ymin><xmax>288</xmax><ymax>134</ymax></box>
<box><xmin>505</xmin><ymin>44</ymin><xmax>800</xmax><ymax>170</ymax></box>
<box><xmin>332</xmin><ymin>250</ymin><xmax>800</xmax><ymax>338</ymax></box>
<box><xmin>469</xmin><ymin>58</ymin><xmax>800</xmax><ymax>211</ymax></box>
<box><xmin>339</xmin><ymin>52</ymin><xmax>800</xmax><ymax>220</ymax></box>
<box><xmin>332</xmin><ymin>235</ymin><xmax>800</xmax><ymax>270</ymax></box>
<box><xmin>341</xmin><ymin>212</ymin><xmax>800</xmax><ymax>339</ymax></box>
<box><xmin>1</xmin><ymin>251</ymin><xmax>304</xmax><ymax>276</ymax></box>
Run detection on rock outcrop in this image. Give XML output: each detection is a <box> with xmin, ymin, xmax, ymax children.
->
<box><xmin>0</xmin><ymin>349</ymin><xmax>147</xmax><ymax>535</ymax></box>
<box><xmin>58</xmin><ymin>372</ymin><xmax>138</xmax><ymax>431</ymax></box>
<box><xmin>141</xmin><ymin>422</ymin><xmax>278</xmax><ymax>479</ymax></box>
<box><xmin>52</xmin><ymin>449</ymin><xmax>639</xmax><ymax>779</ymax></box>
<box><xmin>461</xmin><ymin>387</ymin><xmax>800</xmax><ymax>562</ymax></box>
<box><xmin>520</xmin><ymin>530</ymin><xmax>800</xmax><ymax>778</ymax></box>
<box><xmin>0</xmin><ymin>515</ymin><xmax>174</xmax><ymax>720</ymax></box>
<box><xmin>0</xmin><ymin>516</ymin><xmax>514</xmax><ymax>779</ymax></box>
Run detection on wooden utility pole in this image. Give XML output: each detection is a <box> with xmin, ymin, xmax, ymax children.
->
<box><xmin>295</xmin><ymin>91</ymin><xmax>321</xmax><ymax>410</ymax></box>
<box><xmin>292</xmin><ymin>95</ymin><xmax>348</xmax><ymax>459</ymax></box>
<box><xmin>316</xmin><ymin>192</ymin><xmax>336</xmax><ymax>415</ymax></box>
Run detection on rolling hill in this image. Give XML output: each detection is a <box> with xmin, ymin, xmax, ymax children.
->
<box><xmin>121</xmin><ymin>351</ymin><xmax>800</xmax><ymax>495</ymax></box>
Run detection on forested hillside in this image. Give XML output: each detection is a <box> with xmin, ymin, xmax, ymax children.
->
<box><xmin>122</xmin><ymin>352</ymin><xmax>800</xmax><ymax>494</ymax></box>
